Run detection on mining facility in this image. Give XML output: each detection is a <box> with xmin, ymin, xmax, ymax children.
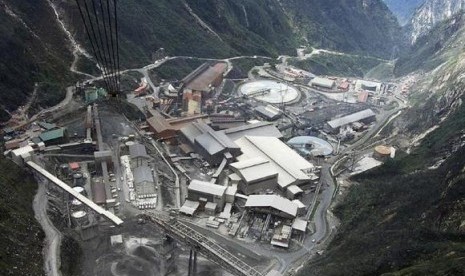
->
<box><xmin>2</xmin><ymin>55</ymin><xmax>404</xmax><ymax>275</ymax></box>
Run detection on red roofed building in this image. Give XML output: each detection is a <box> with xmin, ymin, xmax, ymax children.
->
<box><xmin>69</xmin><ymin>162</ymin><xmax>80</xmax><ymax>171</ymax></box>
<box><xmin>180</xmin><ymin>62</ymin><xmax>228</xmax><ymax>114</ymax></box>
<box><xmin>358</xmin><ymin>91</ymin><xmax>369</xmax><ymax>103</ymax></box>
<box><xmin>338</xmin><ymin>81</ymin><xmax>350</xmax><ymax>91</ymax></box>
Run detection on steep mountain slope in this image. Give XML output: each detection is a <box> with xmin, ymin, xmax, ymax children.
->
<box><xmin>56</xmin><ymin>0</ymin><xmax>401</xmax><ymax>68</ymax></box>
<box><xmin>0</xmin><ymin>0</ymin><xmax>74</xmax><ymax>122</ymax></box>
<box><xmin>0</xmin><ymin>155</ymin><xmax>44</xmax><ymax>275</ymax></box>
<box><xmin>408</xmin><ymin>0</ymin><xmax>465</xmax><ymax>43</ymax></box>
<box><xmin>383</xmin><ymin>0</ymin><xmax>425</xmax><ymax>25</ymax></box>
<box><xmin>299</xmin><ymin>10</ymin><xmax>465</xmax><ymax>276</ymax></box>
<box><xmin>281</xmin><ymin>0</ymin><xmax>401</xmax><ymax>58</ymax></box>
<box><xmin>0</xmin><ymin>0</ymin><xmax>402</xmax><ymax>122</ymax></box>
<box><xmin>394</xmin><ymin>12</ymin><xmax>465</xmax><ymax>136</ymax></box>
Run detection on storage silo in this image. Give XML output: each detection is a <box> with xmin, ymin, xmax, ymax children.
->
<box><xmin>374</xmin><ymin>145</ymin><xmax>391</xmax><ymax>161</ymax></box>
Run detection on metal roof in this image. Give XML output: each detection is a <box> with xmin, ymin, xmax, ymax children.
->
<box><xmin>133</xmin><ymin>166</ymin><xmax>153</xmax><ymax>184</ymax></box>
<box><xmin>188</xmin><ymin>180</ymin><xmax>227</xmax><ymax>197</ymax></box>
<box><xmin>287</xmin><ymin>136</ymin><xmax>333</xmax><ymax>156</ymax></box>
<box><xmin>310</xmin><ymin>77</ymin><xmax>335</xmax><ymax>88</ymax></box>
<box><xmin>181</xmin><ymin>122</ymin><xmax>240</xmax><ymax>156</ymax></box>
<box><xmin>183</xmin><ymin>62</ymin><xmax>227</xmax><ymax>92</ymax></box>
<box><xmin>230</xmin><ymin>157</ymin><xmax>278</xmax><ymax>183</ymax></box>
<box><xmin>245</xmin><ymin>195</ymin><xmax>297</xmax><ymax>218</ymax></box>
<box><xmin>235</xmin><ymin>136</ymin><xmax>314</xmax><ymax>189</ymax></box>
<box><xmin>223</xmin><ymin>121</ymin><xmax>283</xmax><ymax>141</ymax></box>
<box><xmin>180</xmin><ymin>200</ymin><xmax>200</xmax><ymax>216</ymax></box>
<box><xmin>292</xmin><ymin>218</ymin><xmax>308</xmax><ymax>232</ymax></box>
<box><xmin>286</xmin><ymin>185</ymin><xmax>303</xmax><ymax>195</ymax></box>
<box><xmin>129</xmin><ymin>143</ymin><xmax>148</xmax><ymax>158</ymax></box>
<box><xmin>327</xmin><ymin>109</ymin><xmax>376</xmax><ymax>129</ymax></box>
<box><xmin>39</xmin><ymin>127</ymin><xmax>66</xmax><ymax>142</ymax></box>
<box><xmin>254</xmin><ymin>105</ymin><xmax>282</xmax><ymax>120</ymax></box>
<box><xmin>38</xmin><ymin>121</ymin><xmax>57</xmax><ymax>130</ymax></box>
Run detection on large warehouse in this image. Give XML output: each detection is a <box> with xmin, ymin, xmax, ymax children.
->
<box><xmin>326</xmin><ymin>109</ymin><xmax>376</xmax><ymax>133</ymax></box>
<box><xmin>187</xmin><ymin>180</ymin><xmax>227</xmax><ymax>211</ymax></box>
<box><xmin>245</xmin><ymin>195</ymin><xmax>298</xmax><ymax>219</ymax></box>
<box><xmin>234</xmin><ymin>136</ymin><xmax>314</xmax><ymax>190</ymax></box>
<box><xmin>180</xmin><ymin>121</ymin><xmax>241</xmax><ymax>165</ymax></box>
<box><xmin>310</xmin><ymin>77</ymin><xmax>335</xmax><ymax>90</ymax></box>
<box><xmin>230</xmin><ymin>157</ymin><xmax>278</xmax><ymax>195</ymax></box>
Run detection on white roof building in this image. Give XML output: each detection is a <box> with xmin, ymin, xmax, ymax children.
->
<box><xmin>234</xmin><ymin>136</ymin><xmax>314</xmax><ymax>189</ymax></box>
<box><xmin>230</xmin><ymin>157</ymin><xmax>278</xmax><ymax>184</ymax></box>
<box><xmin>245</xmin><ymin>195</ymin><xmax>298</xmax><ymax>218</ymax></box>
<box><xmin>310</xmin><ymin>77</ymin><xmax>335</xmax><ymax>89</ymax></box>
<box><xmin>327</xmin><ymin>109</ymin><xmax>376</xmax><ymax>129</ymax></box>
<box><xmin>188</xmin><ymin>180</ymin><xmax>227</xmax><ymax>197</ymax></box>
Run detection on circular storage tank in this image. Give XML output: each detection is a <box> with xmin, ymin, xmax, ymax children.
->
<box><xmin>374</xmin><ymin>145</ymin><xmax>391</xmax><ymax>160</ymax></box>
<box><xmin>71</xmin><ymin>211</ymin><xmax>88</xmax><ymax>226</ymax></box>
<box><xmin>288</xmin><ymin>136</ymin><xmax>334</xmax><ymax>156</ymax></box>
<box><xmin>72</xmin><ymin>186</ymin><xmax>85</xmax><ymax>194</ymax></box>
<box><xmin>71</xmin><ymin>199</ymin><xmax>83</xmax><ymax>207</ymax></box>
<box><xmin>238</xmin><ymin>80</ymin><xmax>300</xmax><ymax>104</ymax></box>
<box><xmin>125</xmin><ymin>141</ymin><xmax>135</xmax><ymax>147</ymax></box>
<box><xmin>73</xmin><ymin>173</ymin><xmax>85</xmax><ymax>186</ymax></box>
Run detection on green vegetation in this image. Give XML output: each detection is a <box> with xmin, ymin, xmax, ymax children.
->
<box><xmin>289</xmin><ymin>54</ymin><xmax>384</xmax><ymax>77</ymax></box>
<box><xmin>0</xmin><ymin>155</ymin><xmax>44</xmax><ymax>275</ymax></box>
<box><xmin>300</xmin><ymin>96</ymin><xmax>465</xmax><ymax>275</ymax></box>
<box><xmin>227</xmin><ymin>57</ymin><xmax>274</xmax><ymax>79</ymax></box>
<box><xmin>365</xmin><ymin>62</ymin><xmax>395</xmax><ymax>81</ymax></box>
<box><xmin>0</xmin><ymin>0</ymin><xmax>73</xmax><ymax>122</ymax></box>
<box><xmin>151</xmin><ymin>58</ymin><xmax>206</xmax><ymax>82</ymax></box>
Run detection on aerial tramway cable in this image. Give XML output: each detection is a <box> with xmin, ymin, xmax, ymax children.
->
<box><xmin>75</xmin><ymin>0</ymin><xmax>120</xmax><ymax>95</ymax></box>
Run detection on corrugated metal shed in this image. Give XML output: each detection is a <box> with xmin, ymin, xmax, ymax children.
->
<box><xmin>91</xmin><ymin>181</ymin><xmax>106</xmax><ymax>204</ymax></box>
<box><xmin>188</xmin><ymin>180</ymin><xmax>226</xmax><ymax>197</ymax></box>
<box><xmin>235</xmin><ymin>136</ymin><xmax>314</xmax><ymax>189</ymax></box>
<box><xmin>129</xmin><ymin>143</ymin><xmax>148</xmax><ymax>158</ymax></box>
<box><xmin>310</xmin><ymin>77</ymin><xmax>335</xmax><ymax>89</ymax></box>
<box><xmin>133</xmin><ymin>166</ymin><xmax>153</xmax><ymax>184</ymax></box>
<box><xmin>223</xmin><ymin>121</ymin><xmax>283</xmax><ymax>141</ymax></box>
<box><xmin>245</xmin><ymin>195</ymin><xmax>297</xmax><ymax>218</ymax></box>
<box><xmin>254</xmin><ymin>105</ymin><xmax>282</xmax><ymax>121</ymax></box>
<box><xmin>183</xmin><ymin>62</ymin><xmax>227</xmax><ymax>92</ymax></box>
<box><xmin>292</xmin><ymin>218</ymin><xmax>308</xmax><ymax>232</ymax></box>
<box><xmin>39</xmin><ymin>128</ymin><xmax>66</xmax><ymax>142</ymax></box>
<box><xmin>181</xmin><ymin>122</ymin><xmax>240</xmax><ymax>156</ymax></box>
<box><xmin>327</xmin><ymin>109</ymin><xmax>376</xmax><ymax>129</ymax></box>
<box><xmin>230</xmin><ymin>157</ymin><xmax>278</xmax><ymax>183</ymax></box>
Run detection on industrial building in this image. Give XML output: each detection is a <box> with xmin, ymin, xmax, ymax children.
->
<box><xmin>254</xmin><ymin>105</ymin><xmax>283</xmax><ymax>121</ymax></box>
<box><xmin>180</xmin><ymin>121</ymin><xmax>241</xmax><ymax>165</ymax></box>
<box><xmin>310</xmin><ymin>77</ymin><xmax>335</xmax><ymax>90</ymax></box>
<box><xmin>187</xmin><ymin>180</ymin><xmax>227</xmax><ymax>211</ymax></box>
<box><xmin>326</xmin><ymin>109</ymin><xmax>376</xmax><ymax>133</ymax></box>
<box><xmin>245</xmin><ymin>195</ymin><xmax>298</xmax><ymax>219</ymax></box>
<box><xmin>180</xmin><ymin>61</ymin><xmax>228</xmax><ymax>114</ymax></box>
<box><xmin>234</xmin><ymin>136</ymin><xmax>314</xmax><ymax>190</ymax></box>
<box><xmin>39</xmin><ymin>127</ymin><xmax>68</xmax><ymax>146</ymax></box>
<box><xmin>287</xmin><ymin>136</ymin><xmax>333</xmax><ymax>156</ymax></box>
<box><xmin>129</xmin><ymin>143</ymin><xmax>149</xmax><ymax>167</ymax></box>
<box><xmin>222</xmin><ymin>121</ymin><xmax>283</xmax><ymax>141</ymax></box>
<box><xmin>146</xmin><ymin>110</ymin><xmax>209</xmax><ymax>140</ymax></box>
<box><xmin>229</xmin><ymin>157</ymin><xmax>278</xmax><ymax>195</ymax></box>
<box><xmin>133</xmin><ymin>165</ymin><xmax>154</xmax><ymax>187</ymax></box>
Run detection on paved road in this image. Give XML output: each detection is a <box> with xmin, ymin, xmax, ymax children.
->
<box><xmin>33</xmin><ymin>177</ymin><xmax>62</xmax><ymax>276</ymax></box>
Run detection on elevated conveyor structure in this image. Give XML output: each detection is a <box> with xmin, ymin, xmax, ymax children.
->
<box><xmin>142</xmin><ymin>214</ymin><xmax>263</xmax><ymax>276</ymax></box>
<box><xmin>27</xmin><ymin>161</ymin><xmax>123</xmax><ymax>225</ymax></box>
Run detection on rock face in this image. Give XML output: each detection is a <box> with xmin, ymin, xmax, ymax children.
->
<box><xmin>409</xmin><ymin>0</ymin><xmax>465</xmax><ymax>42</ymax></box>
<box><xmin>383</xmin><ymin>0</ymin><xmax>425</xmax><ymax>25</ymax></box>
